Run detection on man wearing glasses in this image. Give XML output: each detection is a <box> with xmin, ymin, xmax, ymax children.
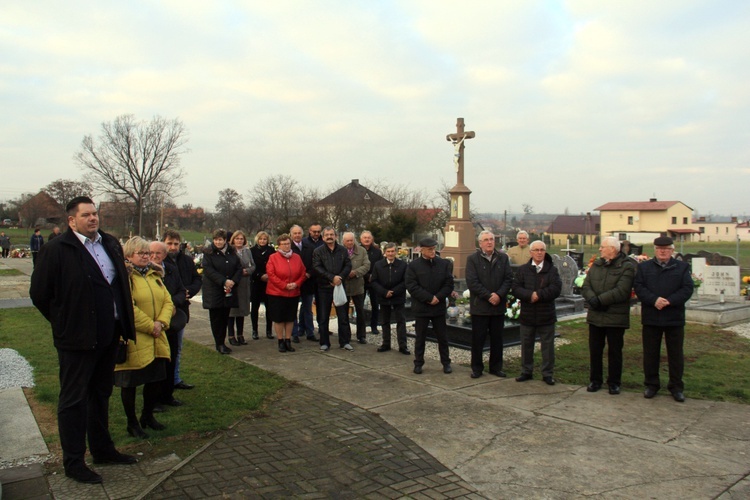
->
<box><xmin>634</xmin><ymin>236</ymin><xmax>693</xmax><ymax>402</ymax></box>
<box><xmin>512</xmin><ymin>240</ymin><xmax>562</xmax><ymax>385</ymax></box>
<box><xmin>581</xmin><ymin>237</ymin><xmax>636</xmax><ymax>395</ymax></box>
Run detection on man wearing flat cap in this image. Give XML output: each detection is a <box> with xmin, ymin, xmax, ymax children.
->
<box><xmin>634</xmin><ymin>236</ymin><xmax>693</xmax><ymax>402</ymax></box>
<box><xmin>405</xmin><ymin>237</ymin><xmax>455</xmax><ymax>374</ymax></box>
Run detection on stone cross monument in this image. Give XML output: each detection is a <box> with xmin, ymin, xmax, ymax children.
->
<box><xmin>441</xmin><ymin>117</ymin><xmax>476</xmax><ymax>279</ymax></box>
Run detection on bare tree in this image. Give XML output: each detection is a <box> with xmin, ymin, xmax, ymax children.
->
<box><xmin>215</xmin><ymin>188</ymin><xmax>245</xmax><ymax>229</ymax></box>
<box><xmin>75</xmin><ymin>114</ymin><xmax>189</xmax><ymax>235</ymax></box>
<box><xmin>247</xmin><ymin>175</ymin><xmax>302</xmax><ymax>234</ymax></box>
<box><xmin>43</xmin><ymin>178</ymin><xmax>93</xmax><ymax>211</ymax></box>
<box><xmin>522</xmin><ymin>203</ymin><xmax>534</xmax><ymax>215</ymax></box>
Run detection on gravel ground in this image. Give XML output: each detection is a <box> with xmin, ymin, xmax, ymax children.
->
<box><xmin>0</xmin><ymin>348</ymin><xmax>35</xmax><ymax>389</ymax></box>
<box><xmin>725</xmin><ymin>322</ymin><xmax>750</xmax><ymax>340</ymax></box>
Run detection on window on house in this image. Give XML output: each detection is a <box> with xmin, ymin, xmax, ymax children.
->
<box><xmin>671</xmin><ymin>217</ymin><xmax>677</xmax><ymax>224</ymax></box>
<box><xmin>595</xmin><ymin>223</ymin><xmax>600</xmax><ymax>231</ymax></box>
<box><xmin>683</xmin><ymin>217</ymin><xmax>688</xmax><ymax>224</ymax></box>
<box><xmin>716</xmin><ymin>227</ymin><xmax>719</xmax><ymax>234</ymax></box>
<box><xmin>726</xmin><ymin>227</ymin><xmax>729</xmax><ymax>234</ymax></box>
<box><xmin>627</xmin><ymin>216</ymin><xmax>633</xmax><ymax>225</ymax></box>
<box><xmin>618</xmin><ymin>233</ymin><xmax>627</xmax><ymax>240</ymax></box>
<box><xmin>699</xmin><ymin>227</ymin><xmax>705</xmax><ymax>234</ymax></box>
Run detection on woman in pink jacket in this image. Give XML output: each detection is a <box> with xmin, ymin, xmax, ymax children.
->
<box><xmin>266</xmin><ymin>234</ymin><xmax>306</xmax><ymax>353</ymax></box>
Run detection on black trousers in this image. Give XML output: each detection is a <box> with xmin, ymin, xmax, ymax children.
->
<box><xmin>366</xmin><ymin>286</ymin><xmax>379</xmax><ymax>331</ymax></box>
<box><xmin>470</xmin><ymin>315</ymin><xmax>505</xmax><ymax>374</ymax></box>
<box><xmin>414</xmin><ymin>316</ymin><xmax>451</xmax><ymax>367</ymax></box>
<box><xmin>57</xmin><ymin>338</ymin><xmax>119</xmax><ymax>470</ymax></box>
<box><xmin>642</xmin><ymin>325</ymin><xmax>684</xmax><ymax>393</ymax></box>
<box><xmin>349</xmin><ymin>293</ymin><xmax>366</xmax><ymax>340</ymax></box>
<box><xmin>316</xmin><ymin>289</ymin><xmax>352</xmax><ymax>347</ymax></box>
<box><xmin>161</xmin><ymin>330</ymin><xmax>179</xmax><ymax>403</ymax></box>
<box><xmin>209</xmin><ymin>307</ymin><xmax>231</xmax><ymax>348</ymax></box>
<box><xmin>380</xmin><ymin>304</ymin><xmax>407</xmax><ymax>350</ymax></box>
<box><xmin>588</xmin><ymin>325</ymin><xmax>625</xmax><ymax>385</ymax></box>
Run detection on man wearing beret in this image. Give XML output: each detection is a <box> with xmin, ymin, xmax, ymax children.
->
<box><xmin>634</xmin><ymin>236</ymin><xmax>693</xmax><ymax>402</ymax></box>
<box><xmin>405</xmin><ymin>237</ymin><xmax>455</xmax><ymax>374</ymax></box>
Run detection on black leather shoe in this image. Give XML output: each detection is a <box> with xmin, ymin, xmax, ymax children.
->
<box><xmin>470</xmin><ymin>371</ymin><xmax>482</xmax><ymax>379</ymax></box>
<box><xmin>216</xmin><ymin>345</ymin><xmax>232</xmax><ymax>354</ymax></box>
<box><xmin>292</xmin><ymin>337</ymin><xmax>300</xmax><ymax>343</ymax></box>
<box><xmin>306</xmin><ymin>336</ymin><xmax>319</xmax><ymax>342</ymax></box>
<box><xmin>238</xmin><ymin>335</ymin><xmax>247</xmax><ymax>345</ymax></box>
<box><xmin>174</xmin><ymin>381</ymin><xmax>194</xmax><ymax>390</ymax></box>
<box><xmin>358</xmin><ymin>338</ymin><xmax>367</xmax><ymax>344</ymax></box>
<box><xmin>543</xmin><ymin>376</ymin><xmax>556</xmax><ymax>385</ymax></box>
<box><xmin>443</xmin><ymin>364</ymin><xmax>452</xmax><ymax>374</ymax></box>
<box><xmin>398</xmin><ymin>347</ymin><xmax>411</xmax><ymax>355</ymax></box>
<box><xmin>413</xmin><ymin>366</ymin><xmax>423</xmax><ymax>374</ymax></box>
<box><xmin>93</xmin><ymin>451</ymin><xmax>138</xmax><ymax>465</ymax></box>
<box><xmin>152</xmin><ymin>404</ymin><xmax>165</xmax><ymax>413</ymax></box>
<box><xmin>266</xmin><ymin>332</ymin><xmax>274</xmax><ymax>339</ymax></box>
<box><xmin>377</xmin><ymin>346</ymin><xmax>391</xmax><ymax>352</ymax></box>
<box><xmin>140</xmin><ymin>415</ymin><xmax>165</xmax><ymax>431</ymax></box>
<box><xmin>65</xmin><ymin>464</ymin><xmax>102</xmax><ymax>484</ymax></box>
<box><xmin>515</xmin><ymin>373</ymin><xmax>533</xmax><ymax>382</ymax></box>
<box><xmin>644</xmin><ymin>387</ymin><xmax>658</xmax><ymax>399</ymax></box>
<box><xmin>672</xmin><ymin>391</ymin><xmax>686</xmax><ymax>402</ymax></box>
<box><xmin>587</xmin><ymin>382</ymin><xmax>602</xmax><ymax>393</ymax></box>
<box><xmin>127</xmin><ymin>424</ymin><xmax>149</xmax><ymax>439</ymax></box>
<box><xmin>608</xmin><ymin>384</ymin><xmax>621</xmax><ymax>395</ymax></box>
<box><xmin>228</xmin><ymin>336</ymin><xmax>240</xmax><ymax>346</ymax></box>
<box><xmin>371</xmin><ymin>329</ymin><xmax>380</xmax><ymax>335</ymax></box>
<box><xmin>163</xmin><ymin>398</ymin><xmax>184</xmax><ymax>407</ymax></box>
<box><xmin>252</xmin><ymin>331</ymin><xmax>259</xmax><ymax>340</ymax></box>
<box><xmin>489</xmin><ymin>370</ymin><xmax>507</xmax><ymax>378</ymax></box>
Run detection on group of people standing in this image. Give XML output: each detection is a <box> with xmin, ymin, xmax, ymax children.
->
<box><xmin>30</xmin><ymin>198</ymin><xmax>201</xmax><ymax>484</ymax></box>
<box><xmin>498</xmin><ymin>231</ymin><xmax>692</xmax><ymax>402</ymax></box>
<box><xmin>27</xmin><ymin>198</ymin><xmax>694</xmax><ymax>487</ymax></box>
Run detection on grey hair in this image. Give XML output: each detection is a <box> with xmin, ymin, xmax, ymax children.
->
<box><xmin>602</xmin><ymin>236</ymin><xmax>621</xmax><ymax>251</ymax></box>
<box><xmin>383</xmin><ymin>242</ymin><xmax>397</xmax><ymax>251</ymax></box>
<box><xmin>342</xmin><ymin>232</ymin><xmax>355</xmax><ymax>241</ymax></box>
<box><xmin>517</xmin><ymin>230</ymin><xmax>529</xmax><ymax>238</ymax></box>
<box><xmin>478</xmin><ymin>230</ymin><xmax>494</xmax><ymax>241</ymax></box>
<box><xmin>530</xmin><ymin>240</ymin><xmax>546</xmax><ymax>251</ymax></box>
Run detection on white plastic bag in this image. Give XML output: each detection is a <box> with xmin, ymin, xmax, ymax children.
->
<box><xmin>333</xmin><ymin>283</ymin><xmax>347</xmax><ymax>307</ymax></box>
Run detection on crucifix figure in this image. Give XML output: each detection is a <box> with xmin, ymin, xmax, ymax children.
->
<box><xmin>446</xmin><ymin>117</ymin><xmax>475</xmax><ymax>186</ymax></box>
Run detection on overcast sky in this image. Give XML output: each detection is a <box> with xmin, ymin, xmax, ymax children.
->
<box><xmin>2</xmin><ymin>1</ymin><xmax>749</xmax><ymax>217</ymax></box>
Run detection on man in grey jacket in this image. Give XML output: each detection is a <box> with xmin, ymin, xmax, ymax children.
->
<box><xmin>581</xmin><ymin>237</ymin><xmax>636</xmax><ymax>395</ymax></box>
<box><xmin>465</xmin><ymin>230</ymin><xmax>513</xmax><ymax>378</ymax></box>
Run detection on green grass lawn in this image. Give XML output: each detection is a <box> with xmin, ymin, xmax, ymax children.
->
<box><xmin>0</xmin><ymin>268</ymin><xmax>23</xmax><ymax>276</ymax></box>
<box><xmin>501</xmin><ymin>315</ymin><xmax>750</xmax><ymax>404</ymax></box>
<box><xmin>0</xmin><ymin>307</ymin><xmax>287</xmax><ymax>458</ymax></box>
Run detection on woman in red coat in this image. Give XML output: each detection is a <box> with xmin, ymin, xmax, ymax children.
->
<box><xmin>266</xmin><ymin>234</ymin><xmax>306</xmax><ymax>353</ymax></box>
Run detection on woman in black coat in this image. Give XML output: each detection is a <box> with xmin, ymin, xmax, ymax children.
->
<box><xmin>250</xmin><ymin>231</ymin><xmax>275</xmax><ymax>339</ymax></box>
<box><xmin>202</xmin><ymin>229</ymin><xmax>243</xmax><ymax>354</ymax></box>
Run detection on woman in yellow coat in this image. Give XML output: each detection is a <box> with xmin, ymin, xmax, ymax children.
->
<box><xmin>115</xmin><ymin>237</ymin><xmax>173</xmax><ymax>439</ymax></box>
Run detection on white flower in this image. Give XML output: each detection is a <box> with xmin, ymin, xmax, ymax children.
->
<box><xmin>462</xmin><ymin>289</ymin><xmax>471</xmax><ymax>299</ymax></box>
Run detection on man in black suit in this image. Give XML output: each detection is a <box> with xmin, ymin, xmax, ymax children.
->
<box><xmin>298</xmin><ymin>223</ymin><xmax>323</xmax><ymax>341</ymax></box>
<box><xmin>30</xmin><ymin>197</ymin><xmax>137</xmax><ymax>484</ymax></box>
<box><xmin>370</xmin><ymin>242</ymin><xmax>410</xmax><ymax>354</ymax></box>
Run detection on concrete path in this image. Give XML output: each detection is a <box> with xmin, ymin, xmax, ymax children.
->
<box><xmin>1</xmin><ymin>255</ymin><xmax>749</xmax><ymax>498</ymax></box>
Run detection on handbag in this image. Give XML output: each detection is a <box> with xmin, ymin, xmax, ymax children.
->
<box><xmin>333</xmin><ymin>283</ymin><xmax>347</xmax><ymax>307</ymax></box>
<box><xmin>116</xmin><ymin>340</ymin><xmax>128</xmax><ymax>364</ymax></box>
<box><xmin>167</xmin><ymin>308</ymin><xmax>188</xmax><ymax>334</ymax></box>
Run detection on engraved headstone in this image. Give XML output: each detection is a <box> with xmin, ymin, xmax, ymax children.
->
<box><xmin>691</xmin><ymin>257</ymin><xmax>740</xmax><ymax>296</ymax></box>
<box><xmin>551</xmin><ymin>254</ymin><xmax>579</xmax><ymax>296</ymax></box>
